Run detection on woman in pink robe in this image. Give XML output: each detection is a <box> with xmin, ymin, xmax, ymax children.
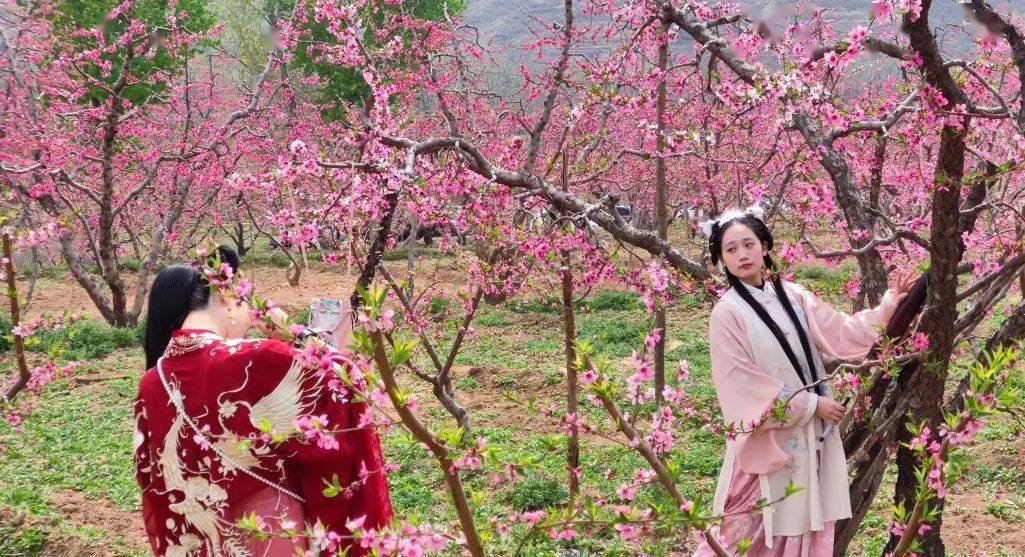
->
<box><xmin>693</xmin><ymin>208</ymin><xmax>915</xmax><ymax>557</ymax></box>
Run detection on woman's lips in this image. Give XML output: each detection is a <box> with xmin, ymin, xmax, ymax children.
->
<box><xmin>740</xmin><ymin>262</ymin><xmax>753</xmax><ymax>270</ymax></box>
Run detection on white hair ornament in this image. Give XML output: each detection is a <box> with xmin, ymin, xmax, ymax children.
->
<box><xmin>698</xmin><ymin>204</ymin><xmax>765</xmax><ymax>239</ymax></box>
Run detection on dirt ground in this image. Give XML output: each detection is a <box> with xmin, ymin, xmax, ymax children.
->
<box><xmin>17</xmin><ymin>257</ymin><xmax>468</xmax><ymax>321</ymax></box>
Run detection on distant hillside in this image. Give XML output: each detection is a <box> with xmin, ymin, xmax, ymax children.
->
<box><xmin>464</xmin><ymin>0</ymin><xmax>977</xmax><ymax>51</ymax></box>
<box><xmin>462</xmin><ymin>0</ymin><xmax>981</xmax><ymax>94</ymax></box>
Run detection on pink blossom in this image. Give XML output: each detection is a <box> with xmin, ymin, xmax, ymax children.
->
<box><xmin>823</xmin><ymin>51</ymin><xmax>839</xmax><ymax>69</ymax></box>
<box><xmin>849</xmin><ymin>26</ymin><xmax>869</xmax><ymax>44</ymax></box>
<box><xmin>521</xmin><ymin>510</ymin><xmax>547</xmax><ymax>527</ymax></box>
<box><xmin>614</xmin><ymin>523</ymin><xmax>639</xmax><ymax>540</ymax></box>
<box><xmin>873</xmin><ymin>0</ymin><xmax>894</xmax><ymax>19</ymax></box>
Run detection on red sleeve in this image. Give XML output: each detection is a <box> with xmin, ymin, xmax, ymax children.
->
<box><xmin>257</xmin><ymin>341</ymin><xmax>393</xmax><ymax>553</ymax></box>
<box><xmin>132</xmin><ymin>381</ymin><xmax>164</xmax><ymax>556</ymax></box>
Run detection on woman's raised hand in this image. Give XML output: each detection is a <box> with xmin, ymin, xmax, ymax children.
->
<box><xmin>256</xmin><ymin>307</ymin><xmax>292</xmax><ymax>341</ymax></box>
<box><xmin>888</xmin><ymin>268</ymin><xmax>918</xmax><ymax>303</ymax></box>
<box><xmin>880</xmin><ymin>269</ymin><xmax>919</xmax><ymax>320</ymax></box>
<box><xmin>814</xmin><ymin>397</ymin><xmax>846</xmax><ymax>425</ymax></box>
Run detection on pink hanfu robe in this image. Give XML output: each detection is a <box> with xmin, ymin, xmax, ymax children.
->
<box><xmin>694</xmin><ymin>280</ymin><xmax>897</xmax><ymax>557</ymax></box>
<box><xmin>133</xmin><ymin>329</ymin><xmax>393</xmax><ymax>556</ymax></box>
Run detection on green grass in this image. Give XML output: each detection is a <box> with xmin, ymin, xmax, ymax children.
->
<box><xmin>475</xmin><ymin>310</ymin><xmax>513</xmax><ymax>327</ymax></box>
<box><xmin>453</xmin><ymin>329</ymin><xmax>553</xmax><ymax>372</ymax></box>
<box><xmin>792</xmin><ymin>262</ymin><xmax>856</xmax><ymax>297</ymax></box>
<box><xmin>0</xmin><ymin>523</ymin><xmax>47</xmax><ymax>556</ymax></box>
<box><xmin>511</xmin><ymin>477</ymin><xmax>568</xmax><ymax>511</ymax></box>
<box><xmin>0</xmin><ymin>349</ymin><xmax>144</xmax><ymax>555</ymax></box>
<box><xmin>580</xmin><ymin>291</ymin><xmax>641</xmax><ymax>312</ymax></box>
<box><xmin>0</xmin><ymin>370</ymin><xmax>139</xmax><ymax>510</ymax></box>
<box><xmin>576</xmin><ymin>316</ymin><xmax>649</xmax><ymax>359</ymax></box>
<box><xmin>508</xmin><ymin>295</ymin><xmax>562</xmax><ymax>315</ymax></box>
<box><xmin>243</xmin><ymin>250</ymin><xmax>304</xmax><ymax>268</ymax></box>
<box><xmin>1</xmin><ymin>316</ymin><xmax>145</xmax><ymax>362</ymax></box>
<box><xmin>381</xmin><ymin>245</ymin><xmax>445</xmax><ymax>262</ymax></box>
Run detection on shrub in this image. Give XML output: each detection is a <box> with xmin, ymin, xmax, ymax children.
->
<box><xmin>512</xmin><ymin>477</ymin><xmax>568</xmax><ymax>511</ymax></box>
<box><xmin>581</xmin><ymin>291</ymin><xmax>640</xmax><ymax>312</ymax></box>
<box><xmin>0</xmin><ymin>525</ymin><xmax>47</xmax><ymax>556</ymax></box>
<box><xmin>0</xmin><ymin>313</ymin><xmax>12</xmax><ymax>352</ymax></box>
<box><xmin>428</xmin><ymin>295</ymin><xmax>452</xmax><ymax>315</ymax></box>
<box><xmin>27</xmin><ymin>319</ymin><xmax>144</xmax><ymax>361</ymax></box>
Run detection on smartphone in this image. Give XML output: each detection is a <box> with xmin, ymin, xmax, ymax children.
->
<box><xmin>309</xmin><ymin>298</ymin><xmax>347</xmax><ymax>348</ymax></box>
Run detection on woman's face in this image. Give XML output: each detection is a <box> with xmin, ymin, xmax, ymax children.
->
<box><xmin>720</xmin><ymin>223</ymin><xmax>768</xmax><ymax>283</ymax></box>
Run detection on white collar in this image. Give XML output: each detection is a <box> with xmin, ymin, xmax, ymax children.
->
<box><xmin>736</xmin><ymin>278</ymin><xmax>779</xmax><ymax>303</ymax></box>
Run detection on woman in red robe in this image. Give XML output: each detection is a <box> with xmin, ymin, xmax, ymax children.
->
<box><xmin>134</xmin><ymin>247</ymin><xmax>392</xmax><ymax>556</ymax></box>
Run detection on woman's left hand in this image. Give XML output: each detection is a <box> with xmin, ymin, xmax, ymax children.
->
<box><xmin>881</xmin><ymin>269</ymin><xmax>918</xmax><ymax>319</ymax></box>
<box><xmin>256</xmin><ymin>307</ymin><xmax>292</xmax><ymax>341</ymax></box>
<box><xmin>887</xmin><ymin>269</ymin><xmax>918</xmax><ymax>303</ymax></box>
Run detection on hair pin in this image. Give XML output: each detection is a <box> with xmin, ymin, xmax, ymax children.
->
<box><xmin>698</xmin><ymin>204</ymin><xmax>765</xmax><ymax>239</ymax></box>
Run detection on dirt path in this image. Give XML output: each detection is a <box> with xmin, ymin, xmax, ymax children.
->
<box><xmin>47</xmin><ymin>489</ymin><xmax>149</xmax><ymax>552</ymax></box>
<box><xmin>944</xmin><ymin>490</ymin><xmax>1025</xmax><ymax>555</ymax></box>
<box><xmin>1</xmin><ymin>489</ymin><xmax>148</xmax><ymax>556</ymax></box>
<box><xmin>17</xmin><ymin>257</ymin><xmax>469</xmax><ymax>321</ymax></box>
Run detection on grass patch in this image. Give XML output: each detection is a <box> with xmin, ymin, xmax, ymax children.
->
<box><xmin>0</xmin><ymin>369</ymin><xmax>139</xmax><ymax>510</ymax></box>
<box><xmin>381</xmin><ymin>245</ymin><xmax>444</xmax><ymax>262</ymax></box>
<box><xmin>508</xmin><ymin>295</ymin><xmax>562</xmax><ymax>315</ymax></box>
<box><xmin>576</xmin><ymin>316</ymin><xmax>649</xmax><ymax>359</ymax></box>
<box><xmin>985</xmin><ymin>499</ymin><xmax>1023</xmax><ymax>522</ymax></box>
<box><xmin>242</xmin><ymin>250</ymin><xmax>297</xmax><ymax>268</ymax></box>
<box><xmin>1</xmin><ymin>317</ymin><xmax>144</xmax><ymax>362</ymax></box>
<box><xmin>511</xmin><ymin>477</ymin><xmax>568</xmax><ymax>510</ymax></box>
<box><xmin>791</xmin><ymin>262</ymin><xmax>855</xmax><ymax>296</ymax></box>
<box><xmin>0</xmin><ymin>523</ymin><xmax>47</xmax><ymax>556</ymax></box>
<box><xmin>454</xmin><ymin>331</ymin><xmax>550</xmax><ymax>372</ymax></box>
<box><xmin>0</xmin><ymin>487</ymin><xmax>52</xmax><ymax>515</ymax></box>
<box><xmin>581</xmin><ymin>291</ymin><xmax>640</xmax><ymax>312</ymax></box>
<box><xmin>475</xmin><ymin>310</ymin><xmax>512</xmax><ymax>327</ymax></box>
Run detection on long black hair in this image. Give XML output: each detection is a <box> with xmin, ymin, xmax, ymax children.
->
<box><xmin>708</xmin><ymin>214</ymin><xmax>823</xmax><ymax>395</ymax></box>
<box><xmin>143</xmin><ymin>246</ymin><xmax>241</xmax><ymax>370</ymax></box>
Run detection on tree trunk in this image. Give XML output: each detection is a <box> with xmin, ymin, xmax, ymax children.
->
<box><xmin>562</xmin><ymin>248</ymin><xmax>580</xmax><ymax>504</ymax></box>
<box><xmin>653</xmin><ymin>20</ymin><xmax>670</xmax><ymax>404</ymax></box>
<box><xmin>350</xmin><ymin>190</ymin><xmax>400</xmax><ymax>315</ymax></box>
<box><xmin>883</xmin><ymin>122</ymin><xmax>964</xmax><ymax>557</ymax></box>
<box><xmin>2</xmin><ymin>232</ymin><xmax>31</xmax><ymax>402</ymax></box>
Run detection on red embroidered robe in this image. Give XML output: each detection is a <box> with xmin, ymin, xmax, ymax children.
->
<box><xmin>133</xmin><ymin>329</ymin><xmax>392</xmax><ymax>556</ymax></box>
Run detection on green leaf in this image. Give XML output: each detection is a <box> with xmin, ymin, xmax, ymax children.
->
<box><xmin>322</xmin><ymin>473</ymin><xmax>342</xmax><ymax>498</ymax></box>
<box><xmin>389</xmin><ymin>339</ymin><xmax>419</xmax><ymax>368</ymax></box>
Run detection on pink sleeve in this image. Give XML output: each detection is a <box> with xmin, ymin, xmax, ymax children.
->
<box><xmin>788</xmin><ymin>283</ymin><xmax>896</xmax><ymax>360</ymax></box>
<box><xmin>710</xmin><ymin>303</ymin><xmax>818</xmax><ymax>474</ymax></box>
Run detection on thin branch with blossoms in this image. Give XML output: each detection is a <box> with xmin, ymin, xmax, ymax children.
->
<box><xmin>360</xmin><ymin>285</ymin><xmax>486</xmax><ymax>557</ymax></box>
<box><xmin>890</xmin><ymin>346</ymin><xmax>1022</xmax><ymax>557</ymax></box>
<box><xmin>577</xmin><ymin>346</ymin><xmax>735</xmax><ymax>557</ymax></box>
<box><xmin>1</xmin><ymin>229</ymin><xmax>30</xmax><ymax>402</ymax></box>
